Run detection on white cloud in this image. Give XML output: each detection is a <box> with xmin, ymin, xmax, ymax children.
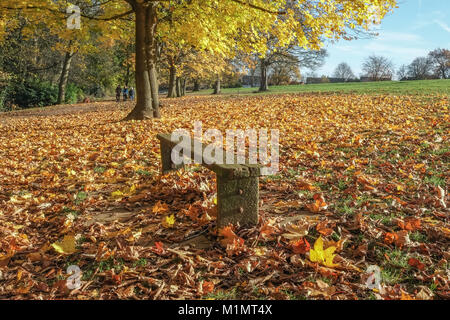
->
<box><xmin>363</xmin><ymin>42</ymin><xmax>428</xmax><ymax>58</ymax></box>
<box><xmin>357</xmin><ymin>31</ymin><xmax>428</xmax><ymax>60</ymax></box>
<box><xmin>316</xmin><ymin>0</ymin><xmax>449</xmax><ymax>76</ymax></box>
<box><xmin>412</xmin><ymin>9</ymin><xmax>448</xmax><ymax>31</ymax></box>
<box><xmin>334</xmin><ymin>45</ymin><xmax>359</xmax><ymax>52</ymax></box>
<box><xmin>434</xmin><ymin>20</ymin><xmax>450</xmax><ymax>33</ymax></box>
<box><xmin>376</xmin><ymin>31</ymin><xmax>424</xmax><ymax>44</ymax></box>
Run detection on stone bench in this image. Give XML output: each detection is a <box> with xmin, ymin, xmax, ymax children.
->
<box><xmin>156</xmin><ymin>133</ymin><xmax>262</xmax><ymax>227</ymax></box>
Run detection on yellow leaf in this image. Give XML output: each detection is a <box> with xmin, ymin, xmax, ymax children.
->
<box><xmin>104</xmin><ymin>168</ymin><xmax>116</xmax><ymax>177</ymax></box>
<box><xmin>254</xmin><ymin>247</ymin><xmax>267</xmax><ymax>256</ymax></box>
<box><xmin>51</xmin><ymin>235</ymin><xmax>77</xmax><ymax>255</ymax></box>
<box><xmin>309</xmin><ymin>236</ymin><xmax>338</xmax><ymax>268</ymax></box>
<box><xmin>163</xmin><ymin>214</ymin><xmax>175</xmax><ymax>228</ymax></box>
<box><xmin>111</xmin><ymin>190</ymin><xmax>124</xmax><ymax>199</ymax></box>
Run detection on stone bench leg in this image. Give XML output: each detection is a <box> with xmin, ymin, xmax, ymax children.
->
<box><xmin>160</xmin><ymin>140</ymin><xmax>184</xmax><ymax>174</ymax></box>
<box><xmin>216</xmin><ymin>175</ymin><xmax>259</xmax><ymax>227</ymax></box>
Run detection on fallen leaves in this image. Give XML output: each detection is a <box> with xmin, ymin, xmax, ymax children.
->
<box><xmin>282</xmin><ymin>222</ymin><xmax>309</xmax><ymax>240</ymax></box>
<box><xmin>316</xmin><ymin>220</ymin><xmax>335</xmax><ymax>236</ymax></box>
<box><xmin>397</xmin><ymin>217</ymin><xmax>421</xmax><ymax>231</ymax></box>
<box><xmin>218</xmin><ymin>226</ymin><xmax>246</xmax><ymax>256</ymax></box>
<box><xmin>306</xmin><ymin>193</ymin><xmax>328</xmax><ymax>213</ymax></box>
<box><xmin>291</xmin><ymin>238</ymin><xmax>310</xmax><ymax>254</ymax></box>
<box><xmin>51</xmin><ymin>235</ymin><xmax>77</xmax><ymax>255</ymax></box>
<box><xmin>259</xmin><ymin>220</ymin><xmax>277</xmax><ymax>240</ymax></box>
<box><xmin>384</xmin><ymin>230</ymin><xmax>410</xmax><ymax>248</ymax></box>
<box><xmin>302</xmin><ymin>280</ymin><xmax>336</xmax><ymax>299</ymax></box>
<box><xmin>0</xmin><ymin>93</ymin><xmax>448</xmax><ymax>300</ymax></box>
<box><xmin>200</xmin><ymin>281</ymin><xmax>215</xmax><ymax>295</ymax></box>
<box><xmin>407</xmin><ymin>258</ymin><xmax>425</xmax><ymax>271</ymax></box>
<box><xmin>162</xmin><ymin>214</ymin><xmax>176</xmax><ymax>228</ymax></box>
<box><xmin>296</xmin><ymin>179</ymin><xmax>318</xmax><ymax>191</ymax></box>
<box><xmin>152</xmin><ymin>201</ymin><xmax>169</xmax><ymax>214</ymax></box>
<box><xmin>309</xmin><ymin>237</ymin><xmax>338</xmax><ymax>268</ymax></box>
<box><xmin>151</xmin><ymin>241</ymin><xmax>165</xmax><ymax>255</ymax></box>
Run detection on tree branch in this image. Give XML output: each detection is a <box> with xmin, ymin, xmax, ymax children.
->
<box><xmin>230</xmin><ymin>0</ymin><xmax>286</xmax><ymax>15</ymax></box>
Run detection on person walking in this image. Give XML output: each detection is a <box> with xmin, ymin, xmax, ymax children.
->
<box><xmin>123</xmin><ymin>86</ymin><xmax>129</xmax><ymax>102</ymax></box>
<box><xmin>115</xmin><ymin>85</ymin><xmax>122</xmax><ymax>102</ymax></box>
<box><xmin>129</xmin><ymin>87</ymin><xmax>135</xmax><ymax>101</ymax></box>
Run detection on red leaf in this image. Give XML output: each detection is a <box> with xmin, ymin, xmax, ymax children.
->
<box><xmin>291</xmin><ymin>238</ymin><xmax>310</xmax><ymax>254</ymax></box>
<box><xmin>408</xmin><ymin>258</ymin><xmax>425</xmax><ymax>271</ymax></box>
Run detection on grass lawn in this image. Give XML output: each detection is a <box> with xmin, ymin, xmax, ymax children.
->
<box><xmin>190</xmin><ymin>79</ymin><xmax>450</xmax><ymax>96</ymax></box>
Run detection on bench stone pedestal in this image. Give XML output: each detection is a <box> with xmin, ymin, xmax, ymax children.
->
<box><xmin>160</xmin><ymin>139</ymin><xmax>184</xmax><ymax>173</ymax></box>
<box><xmin>216</xmin><ymin>175</ymin><xmax>259</xmax><ymax>227</ymax></box>
<box><xmin>157</xmin><ymin>133</ymin><xmax>261</xmax><ymax>227</ymax></box>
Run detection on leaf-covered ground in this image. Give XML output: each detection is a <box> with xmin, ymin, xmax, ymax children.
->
<box><xmin>0</xmin><ymin>93</ymin><xmax>448</xmax><ymax>300</ymax></box>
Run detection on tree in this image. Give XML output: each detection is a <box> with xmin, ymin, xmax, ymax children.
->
<box><xmin>269</xmin><ymin>63</ymin><xmax>301</xmax><ymax>85</ymax></box>
<box><xmin>257</xmin><ymin>40</ymin><xmax>327</xmax><ymax>91</ymax></box>
<box><xmin>406</xmin><ymin>57</ymin><xmax>434</xmax><ymax>80</ymax></box>
<box><xmin>362</xmin><ymin>55</ymin><xmax>394</xmax><ymax>81</ymax></box>
<box><xmin>0</xmin><ymin>0</ymin><xmax>130</xmax><ymax>106</ymax></box>
<box><xmin>428</xmin><ymin>48</ymin><xmax>450</xmax><ymax>79</ymax></box>
<box><xmin>333</xmin><ymin>63</ymin><xmax>356</xmax><ymax>81</ymax></box>
<box><xmin>1</xmin><ymin>0</ymin><xmax>398</xmax><ymax>119</ymax></box>
<box><xmin>397</xmin><ymin>64</ymin><xmax>408</xmax><ymax>81</ymax></box>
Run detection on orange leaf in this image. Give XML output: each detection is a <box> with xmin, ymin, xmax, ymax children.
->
<box><xmin>316</xmin><ymin>221</ymin><xmax>334</xmax><ymax>236</ymax></box>
<box><xmin>291</xmin><ymin>238</ymin><xmax>310</xmax><ymax>254</ymax></box>
<box><xmin>260</xmin><ymin>221</ymin><xmax>277</xmax><ymax>240</ymax></box>
<box><xmin>202</xmin><ymin>281</ymin><xmax>215</xmax><ymax>294</ymax></box>
<box><xmin>398</xmin><ymin>218</ymin><xmax>421</xmax><ymax>231</ymax></box>
<box><xmin>218</xmin><ymin>226</ymin><xmax>246</xmax><ymax>256</ymax></box>
<box><xmin>152</xmin><ymin>201</ymin><xmax>169</xmax><ymax>214</ymax></box>
<box><xmin>384</xmin><ymin>232</ymin><xmax>398</xmax><ymax>245</ymax></box>
<box><xmin>408</xmin><ymin>258</ymin><xmax>425</xmax><ymax>271</ymax></box>
<box><xmin>296</xmin><ymin>179</ymin><xmax>317</xmax><ymax>191</ymax></box>
<box><xmin>218</xmin><ymin>226</ymin><xmax>238</xmax><ymax>246</ymax></box>
<box><xmin>152</xmin><ymin>241</ymin><xmax>165</xmax><ymax>255</ymax></box>
<box><xmin>306</xmin><ymin>194</ymin><xmax>328</xmax><ymax>213</ymax></box>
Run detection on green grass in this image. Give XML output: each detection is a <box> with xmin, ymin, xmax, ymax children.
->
<box><xmin>74</xmin><ymin>191</ymin><xmax>87</xmax><ymax>205</ymax></box>
<box><xmin>190</xmin><ymin>79</ymin><xmax>450</xmax><ymax>96</ymax></box>
<box><xmin>424</xmin><ymin>175</ymin><xmax>446</xmax><ymax>187</ymax></box>
<box><xmin>204</xmin><ymin>288</ymin><xmax>239</xmax><ymax>300</ymax></box>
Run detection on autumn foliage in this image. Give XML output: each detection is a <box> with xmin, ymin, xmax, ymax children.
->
<box><xmin>0</xmin><ymin>93</ymin><xmax>448</xmax><ymax>300</ymax></box>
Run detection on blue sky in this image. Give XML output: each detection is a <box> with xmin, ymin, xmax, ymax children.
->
<box><xmin>312</xmin><ymin>0</ymin><xmax>450</xmax><ymax>78</ymax></box>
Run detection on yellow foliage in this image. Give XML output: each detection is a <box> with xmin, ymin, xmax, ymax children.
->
<box><xmin>51</xmin><ymin>235</ymin><xmax>77</xmax><ymax>255</ymax></box>
<box><xmin>309</xmin><ymin>237</ymin><xmax>338</xmax><ymax>268</ymax></box>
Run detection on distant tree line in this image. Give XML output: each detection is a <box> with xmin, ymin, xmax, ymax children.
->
<box><xmin>397</xmin><ymin>48</ymin><xmax>450</xmax><ymax>80</ymax></box>
<box><xmin>324</xmin><ymin>48</ymin><xmax>449</xmax><ymax>84</ymax></box>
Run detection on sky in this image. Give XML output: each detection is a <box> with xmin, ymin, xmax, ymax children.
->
<box><xmin>311</xmin><ymin>0</ymin><xmax>450</xmax><ymax>78</ymax></box>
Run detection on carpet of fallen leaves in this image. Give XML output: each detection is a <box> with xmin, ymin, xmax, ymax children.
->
<box><xmin>0</xmin><ymin>93</ymin><xmax>448</xmax><ymax>300</ymax></box>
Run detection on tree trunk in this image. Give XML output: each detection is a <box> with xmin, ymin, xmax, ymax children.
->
<box><xmin>193</xmin><ymin>79</ymin><xmax>200</xmax><ymax>91</ymax></box>
<box><xmin>57</xmin><ymin>50</ymin><xmax>75</xmax><ymax>105</ymax></box>
<box><xmin>213</xmin><ymin>76</ymin><xmax>221</xmax><ymax>94</ymax></box>
<box><xmin>250</xmin><ymin>68</ymin><xmax>256</xmax><ymax>87</ymax></box>
<box><xmin>148</xmin><ymin>63</ymin><xmax>160</xmax><ymax>117</ymax></box>
<box><xmin>145</xmin><ymin>3</ymin><xmax>160</xmax><ymax>118</ymax></box>
<box><xmin>259</xmin><ymin>60</ymin><xmax>269</xmax><ymax>92</ymax></box>
<box><xmin>167</xmin><ymin>61</ymin><xmax>176</xmax><ymax>98</ymax></box>
<box><xmin>124</xmin><ymin>2</ymin><xmax>153</xmax><ymax>120</ymax></box>
<box><xmin>176</xmin><ymin>77</ymin><xmax>182</xmax><ymax>97</ymax></box>
<box><xmin>125</xmin><ymin>64</ymin><xmax>130</xmax><ymax>87</ymax></box>
<box><xmin>182</xmin><ymin>78</ymin><xmax>186</xmax><ymax>96</ymax></box>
